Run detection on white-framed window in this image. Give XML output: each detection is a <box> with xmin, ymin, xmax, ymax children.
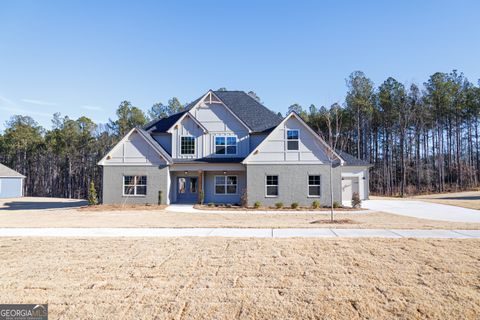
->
<box><xmin>214</xmin><ymin>175</ymin><xmax>237</xmax><ymax>195</ymax></box>
<box><xmin>308</xmin><ymin>175</ymin><xmax>321</xmax><ymax>197</ymax></box>
<box><xmin>287</xmin><ymin>129</ymin><xmax>299</xmax><ymax>150</ymax></box>
<box><xmin>265</xmin><ymin>175</ymin><xmax>278</xmax><ymax>197</ymax></box>
<box><xmin>180</xmin><ymin>136</ymin><xmax>195</xmax><ymax>155</ymax></box>
<box><xmin>123</xmin><ymin>175</ymin><xmax>147</xmax><ymax>196</ymax></box>
<box><xmin>215</xmin><ymin>136</ymin><xmax>237</xmax><ymax>155</ymax></box>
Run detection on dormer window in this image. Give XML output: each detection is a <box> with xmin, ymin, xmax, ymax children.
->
<box><xmin>287</xmin><ymin>130</ymin><xmax>299</xmax><ymax>150</ymax></box>
<box><xmin>215</xmin><ymin>136</ymin><xmax>237</xmax><ymax>155</ymax></box>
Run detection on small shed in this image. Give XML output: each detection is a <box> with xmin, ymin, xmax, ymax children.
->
<box><xmin>0</xmin><ymin>163</ymin><xmax>25</xmax><ymax>198</ymax></box>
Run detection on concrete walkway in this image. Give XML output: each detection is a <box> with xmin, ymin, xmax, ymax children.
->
<box><xmin>0</xmin><ymin>228</ymin><xmax>478</xmax><ymax>238</ymax></box>
<box><xmin>165</xmin><ymin>204</ymin><xmax>369</xmax><ymax>215</ymax></box>
<box><xmin>363</xmin><ymin>200</ymin><xmax>480</xmax><ymax>223</ymax></box>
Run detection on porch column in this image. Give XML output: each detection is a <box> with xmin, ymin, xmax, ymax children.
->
<box><xmin>197</xmin><ymin>170</ymin><xmax>203</xmax><ymax>204</ymax></box>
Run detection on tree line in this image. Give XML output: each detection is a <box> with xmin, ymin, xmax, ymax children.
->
<box><xmin>0</xmin><ymin>98</ymin><xmax>184</xmax><ymax>199</ymax></box>
<box><xmin>300</xmin><ymin>70</ymin><xmax>480</xmax><ymax>196</ymax></box>
<box><xmin>1</xmin><ymin>70</ymin><xmax>479</xmax><ymax>199</ymax></box>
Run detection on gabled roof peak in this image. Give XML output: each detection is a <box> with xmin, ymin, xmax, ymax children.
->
<box><xmin>145</xmin><ymin>90</ymin><xmax>283</xmax><ymax>133</ymax></box>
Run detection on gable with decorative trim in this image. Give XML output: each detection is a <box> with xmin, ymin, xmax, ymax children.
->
<box><xmin>243</xmin><ymin>113</ymin><xmax>342</xmax><ymax>164</ymax></box>
<box><xmin>98</xmin><ymin>129</ymin><xmax>170</xmax><ymax>166</ymax></box>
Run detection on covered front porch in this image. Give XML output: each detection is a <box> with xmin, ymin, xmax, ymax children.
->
<box><xmin>169</xmin><ymin>163</ymin><xmax>246</xmax><ymax>204</ymax></box>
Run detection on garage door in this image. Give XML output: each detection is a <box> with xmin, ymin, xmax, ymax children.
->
<box><xmin>0</xmin><ymin>178</ymin><xmax>23</xmax><ymax>198</ymax></box>
<box><xmin>342</xmin><ymin>177</ymin><xmax>359</xmax><ymax>201</ymax></box>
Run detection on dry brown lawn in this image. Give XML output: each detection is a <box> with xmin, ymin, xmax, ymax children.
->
<box><xmin>1</xmin><ymin>209</ymin><xmax>480</xmax><ymax>229</ymax></box>
<box><xmin>0</xmin><ymin>237</ymin><xmax>478</xmax><ymax>319</ymax></box>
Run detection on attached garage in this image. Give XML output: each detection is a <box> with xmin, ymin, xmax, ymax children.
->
<box><xmin>0</xmin><ymin>163</ymin><xmax>25</xmax><ymax>198</ymax></box>
<box><xmin>341</xmin><ymin>176</ymin><xmax>359</xmax><ymax>201</ymax></box>
<box><xmin>336</xmin><ymin>151</ymin><xmax>372</xmax><ymax>202</ymax></box>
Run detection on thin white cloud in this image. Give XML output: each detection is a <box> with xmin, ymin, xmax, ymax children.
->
<box><xmin>21</xmin><ymin>98</ymin><xmax>58</xmax><ymax>106</ymax></box>
<box><xmin>82</xmin><ymin>105</ymin><xmax>103</xmax><ymax>111</ymax></box>
<box><xmin>0</xmin><ymin>95</ymin><xmax>16</xmax><ymax>106</ymax></box>
<box><xmin>0</xmin><ymin>106</ymin><xmax>52</xmax><ymax>118</ymax></box>
<box><xmin>0</xmin><ymin>95</ymin><xmax>52</xmax><ymax>118</ymax></box>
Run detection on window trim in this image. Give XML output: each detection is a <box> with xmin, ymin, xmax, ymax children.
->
<box><xmin>286</xmin><ymin>129</ymin><xmax>300</xmax><ymax>151</ymax></box>
<box><xmin>123</xmin><ymin>175</ymin><xmax>147</xmax><ymax>197</ymax></box>
<box><xmin>180</xmin><ymin>135</ymin><xmax>196</xmax><ymax>156</ymax></box>
<box><xmin>307</xmin><ymin>174</ymin><xmax>321</xmax><ymax>198</ymax></box>
<box><xmin>214</xmin><ymin>135</ymin><xmax>238</xmax><ymax>156</ymax></box>
<box><xmin>214</xmin><ymin>175</ymin><xmax>238</xmax><ymax>195</ymax></box>
<box><xmin>265</xmin><ymin>175</ymin><xmax>279</xmax><ymax>198</ymax></box>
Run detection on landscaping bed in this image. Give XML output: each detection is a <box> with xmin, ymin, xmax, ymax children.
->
<box><xmin>78</xmin><ymin>204</ymin><xmax>167</xmax><ymax>211</ymax></box>
<box><xmin>194</xmin><ymin>204</ymin><xmax>364</xmax><ymax>211</ymax></box>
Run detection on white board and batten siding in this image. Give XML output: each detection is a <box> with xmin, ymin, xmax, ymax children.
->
<box><xmin>103</xmin><ymin>131</ymin><xmax>167</xmax><ymax>166</ymax></box>
<box><xmin>244</xmin><ymin>116</ymin><xmax>330</xmax><ymax>164</ymax></box>
<box><xmin>171</xmin><ymin>102</ymin><xmax>250</xmax><ymax>159</ymax></box>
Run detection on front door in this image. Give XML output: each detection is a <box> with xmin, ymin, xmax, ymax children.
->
<box><xmin>177</xmin><ymin>176</ymin><xmax>198</xmax><ymax>203</ymax></box>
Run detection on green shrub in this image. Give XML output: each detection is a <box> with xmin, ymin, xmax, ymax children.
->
<box><xmin>333</xmin><ymin>201</ymin><xmax>341</xmax><ymax>208</ymax></box>
<box><xmin>311</xmin><ymin>200</ymin><xmax>320</xmax><ymax>209</ymax></box>
<box><xmin>199</xmin><ymin>190</ymin><xmax>205</xmax><ymax>205</ymax></box>
<box><xmin>207</xmin><ymin>202</ymin><xmax>214</xmax><ymax>207</ymax></box>
<box><xmin>88</xmin><ymin>181</ymin><xmax>98</xmax><ymax>206</ymax></box>
<box><xmin>254</xmin><ymin>201</ymin><xmax>261</xmax><ymax>209</ymax></box>
<box><xmin>291</xmin><ymin>202</ymin><xmax>299</xmax><ymax>209</ymax></box>
<box><xmin>275</xmin><ymin>202</ymin><xmax>284</xmax><ymax>209</ymax></box>
<box><xmin>226</xmin><ymin>203</ymin><xmax>232</xmax><ymax>208</ymax></box>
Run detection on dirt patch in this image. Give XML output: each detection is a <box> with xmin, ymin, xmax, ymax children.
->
<box><xmin>0</xmin><ymin>237</ymin><xmax>478</xmax><ymax>319</ymax></box>
<box><xmin>310</xmin><ymin>218</ymin><xmax>354</xmax><ymax>224</ymax></box>
<box><xmin>78</xmin><ymin>204</ymin><xmax>167</xmax><ymax>211</ymax></box>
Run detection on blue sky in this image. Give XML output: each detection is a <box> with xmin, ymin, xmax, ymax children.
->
<box><xmin>1</xmin><ymin>0</ymin><xmax>479</xmax><ymax>130</ymax></box>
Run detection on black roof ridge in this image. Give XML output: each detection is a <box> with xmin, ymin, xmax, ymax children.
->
<box><xmin>143</xmin><ymin>109</ymin><xmax>188</xmax><ymax>132</ymax></box>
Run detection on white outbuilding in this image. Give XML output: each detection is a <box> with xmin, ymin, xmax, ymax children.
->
<box><xmin>0</xmin><ymin>163</ymin><xmax>25</xmax><ymax>198</ymax></box>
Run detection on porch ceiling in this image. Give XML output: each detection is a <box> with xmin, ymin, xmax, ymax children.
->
<box><xmin>170</xmin><ymin>163</ymin><xmax>245</xmax><ymax>172</ymax></box>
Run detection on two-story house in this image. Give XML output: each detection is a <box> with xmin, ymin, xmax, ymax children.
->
<box><xmin>98</xmin><ymin>90</ymin><xmax>371</xmax><ymax>206</ymax></box>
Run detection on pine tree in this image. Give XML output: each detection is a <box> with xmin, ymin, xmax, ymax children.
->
<box><xmin>88</xmin><ymin>181</ymin><xmax>98</xmax><ymax>205</ymax></box>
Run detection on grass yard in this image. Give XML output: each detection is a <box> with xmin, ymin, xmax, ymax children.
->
<box><xmin>0</xmin><ymin>237</ymin><xmax>478</xmax><ymax>319</ymax></box>
<box><xmin>1</xmin><ymin>208</ymin><xmax>480</xmax><ymax>229</ymax></box>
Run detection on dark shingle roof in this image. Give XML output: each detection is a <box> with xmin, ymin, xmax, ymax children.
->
<box><xmin>336</xmin><ymin>150</ymin><xmax>372</xmax><ymax>167</ymax></box>
<box><xmin>212</xmin><ymin>91</ymin><xmax>283</xmax><ymax>132</ymax></box>
<box><xmin>144</xmin><ymin>110</ymin><xmax>188</xmax><ymax>133</ymax></box>
<box><xmin>144</xmin><ymin>90</ymin><xmax>283</xmax><ymax>133</ymax></box>
<box><xmin>0</xmin><ymin>164</ymin><xmax>25</xmax><ymax>178</ymax></box>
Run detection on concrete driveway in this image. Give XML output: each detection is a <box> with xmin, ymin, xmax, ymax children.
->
<box><xmin>363</xmin><ymin>199</ymin><xmax>480</xmax><ymax>223</ymax></box>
